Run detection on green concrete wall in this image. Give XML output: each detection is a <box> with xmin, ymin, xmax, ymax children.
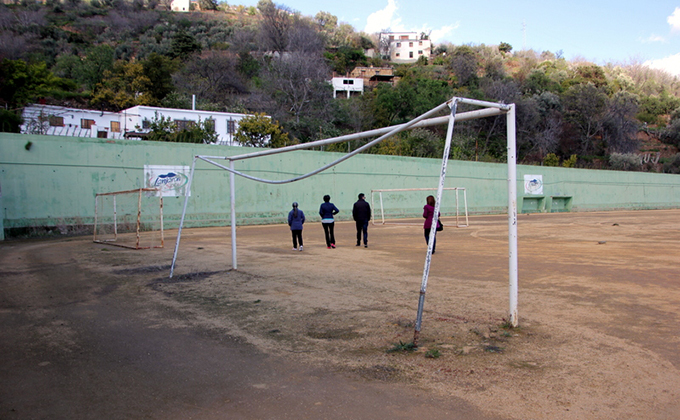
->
<box><xmin>2</xmin><ymin>133</ymin><xmax>680</xmax><ymax>237</ymax></box>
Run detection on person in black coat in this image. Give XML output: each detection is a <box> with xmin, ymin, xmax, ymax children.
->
<box><xmin>319</xmin><ymin>195</ymin><xmax>340</xmax><ymax>248</ymax></box>
<box><xmin>352</xmin><ymin>193</ymin><xmax>371</xmax><ymax>247</ymax></box>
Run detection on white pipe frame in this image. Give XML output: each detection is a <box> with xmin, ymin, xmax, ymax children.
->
<box><xmin>168</xmin><ymin>96</ymin><xmax>519</xmax><ymax>332</ymax></box>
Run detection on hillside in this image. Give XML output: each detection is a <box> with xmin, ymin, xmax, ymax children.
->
<box><xmin>1</xmin><ymin>0</ymin><xmax>680</xmax><ymax>172</ymax></box>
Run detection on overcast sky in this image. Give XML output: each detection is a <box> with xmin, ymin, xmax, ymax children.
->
<box><xmin>240</xmin><ymin>0</ymin><xmax>680</xmax><ymax>76</ymax></box>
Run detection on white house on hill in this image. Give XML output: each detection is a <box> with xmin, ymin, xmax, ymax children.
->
<box><xmin>21</xmin><ymin>104</ymin><xmax>254</xmax><ymax>146</ymax></box>
<box><xmin>171</xmin><ymin>0</ymin><xmax>191</xmax><ymax>12</ymax></box>
<box><xmin>330</xmin><ymin>77</ymin><xmax>364</xmax><ymax>98</ymax></box>
<box><xmin>380</xmin><ymin>32</ymin><xmax>432</xmax><ymax>63</ymax></box>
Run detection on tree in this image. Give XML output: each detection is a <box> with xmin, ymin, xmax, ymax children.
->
<box><xmin>660</xmin><ymin>109</ymin><xmax>680</xmax><ymax>147</ymax></box>
<box><xmin>522</xmin><ymin>68</ymin><xmax>561</xmax><ymax>95</ymax></box>
<box><xmin>257</xmin><ymin>0</ymin><xmax>292</xmax><ymax>54</ymax></box>
<box><xmin>562</xmin><ymin>82</ymin><xmax>608</xmax><ymax>155</ymax></box>
<box><xmin>334</xmin><ymin>96</ymin><xmax>374</xmax><ymax>134</ymax></box>
<box><xmin>234</xmin><ymin>113</ymin><xmax>291</xmax><ymax>147</ymax></box>
<box><xmin>498</xmin><ymin>42</ymin><xmax>512</xmax><ymax>54</ymax></box>
<box><xmin>173</xmin><ymin>51</ymin><xmax>247</xmax><ymax>107</ymax></box>
<box><xmin>79</xmin><ymin>45</ymin><xmax>116</xmax><ymax>91</ymax></box>
<box><xmin>146</xmin><ymin>113</ymin><xmax>219</xmax><ymax>144</ymax></box>
<box><xmin>91</xmin><ymin>54</ymin><xmax>176</xmax><ymax>110</ymax></box>
<box><xmin>402</xmin><ymin>128</ymin><xmax>443</xmax><ymax>158</ymax></box>
<box><xmin>369</xmin><ymin>75</ymin><xmax>453</xmax><ymax>128</ymax></box>
<box><xmin>314</xmin><ymin>10</ymin><xmax>337</xmax><ymax>44</ymax></box>
<box><xmin>259</xmin><ymin>49</ymin><xmax>332</xmax><ymax>136</ymax></box>
<box><xmin>0</xmin><ymin>109</ymin><xmax>23</xmax><ymax>133</ymax></box>
<box><xmin>142</xmin><ymin>53</ymin><xmax>177</xmax><ymax>103</ymax></box>
<box><xmin>0</xmin><ymin>59</ymin><xmax>78</xmax><ymax>108</ymax></box>
<box><xmin>198</xmin><ymin>0</ymin><xmax>218</xmax><ymax>10</ymax></box>
<box><xmin>602</xmin><ymin>91</ymin><xmax>639</xmax><ymax>153</ymax></box>
<box><xmin>448</xmin><ymin>46</ymin><xmax>478</xmax><ymax>87</ymax></box>
<box><xmin>325</xmin><ymin>46</ymin><xmax>367</xmax><ymax>74</ymax></box>
<box><xmin>170</xmin><ymin>30</ymin><xmax>202</xmax><ymax>59</ymax></box>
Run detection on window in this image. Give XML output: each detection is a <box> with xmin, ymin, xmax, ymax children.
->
<box><xmin>400</xmin><ymin>35</ymin><xmax>408</xmax><ymax>40</ymax></box>
<box><xmin>142</xmin><ymin>119</ymin><xmax>151</xmax><ymax>129</ymax></box>
<box><xmin>395</xmin><ymin>52</ymin><xmax>400</xmax><ymax>57</ymax></box>
<box><xmin>418</xmin><ymin>50</ymin><xmax>423</xmax><ymax>55</ymax></box>
<box><xmin>175</xmin><ymin>120</ymin><xmax>195</xmax><ymax>131</ymax></box>
<box><xmin>396</xmin><ymin>42</ymin><xmax>401</xmax><ymax>47</ymax></box>
<box><xmin>49</xmin><ymin>116</ymin><xmax>64</xmax><ymax>127</ymax></box>
<box><xmin>110</xmin><ymin>121</ymin><xmax>120</xmax><ymax>132</ymax></box>
<box><xmin>409</xmin><ymin>42</ymin><xmax>413</xmax><ymax>47</ymax></box>
<box><xmin>409</xmin><ymin>51</ymin><xmax>414</xmax><ymax>58</ymax></box>
<box><xmin>81</xmin><ymin>119</ymin><xmax>95</xmax><ymax>129</ymax></box>
<box><xmin>343</xmin><ymin>79</ymin><xmax>354</xmax><ymax>85</ymax></box>
<box><xmin>227</xmin><ymin>120</ymin><xmax>236</xmax><ymax>134</ymax></box>
<box><xmin>389</xmin><ymin>35</ymin><xmax>394</xmax><ymax>40</ymax></box>
<box><xmin>419</xmin><ymin>41</ymin><xmax>423</xmax><ymax>46</ymax></box>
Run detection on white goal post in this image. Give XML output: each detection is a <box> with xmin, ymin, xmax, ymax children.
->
<box><xmin>371</xmin><ymin>187</ymin><xmax>469</xmax><ymax>227</ymax></box>
<box><xmin>93</xmin><ymin>187</ymin><xmax>164</xmax><ymax>249</ymax></box>
<box><xmin>170</xmin><ymin>96</ymin><xmax>519</xmax><ymax>336</ymax></box>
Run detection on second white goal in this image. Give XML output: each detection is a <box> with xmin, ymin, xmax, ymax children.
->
<box><xmin>371</xmin><ymin>188</ymin><xmax>469</xmax><ymax>227</ymax></box>
<box><xmin>93</xmin><ymin>187</ymin><xmax>164</xmax><ymax>249</ymax></box>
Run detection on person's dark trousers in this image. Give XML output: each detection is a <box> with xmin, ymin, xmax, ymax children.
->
<box><xmin>424</xmin><ymin>228</ymin><xmax>436</xmax><ymax>253</ymax></box>
<box><xmin>322</xmin><ymin>222</ymin><xmax>335</xmax><ymax>246</ymax></box>
<box><xmin>292</xmin><ymin>230</ymin><xmax>303</xmax><ymax>248</ymax></box>
<box><xmin>356</xmin><ymin>220</ymin><xmax>369</xmax><ymax>245</ymax></box>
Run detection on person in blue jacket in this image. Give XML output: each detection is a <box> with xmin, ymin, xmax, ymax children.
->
<box><xmin>319</xmin><ymin>194</ymin><xmax>339</xmax><ymax>249</ymax></box>
<box><xmin>288</xmin><ymin>202</ymin><xmax>305</xmax><ymax>251</ymax></box>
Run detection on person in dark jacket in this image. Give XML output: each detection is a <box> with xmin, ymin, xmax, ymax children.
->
<box><xmin>423</xmin><ymin>195</ymin><xmax>440</xmax><ymax>253</ymax></box>
<box><xmin>319</xmin><ymin>195</ymin><xmax>339</xmax><ymax>249</ymax></box>
<box><xmin>352</xmin><ymin>193</ymin><xmax>371</xmax><ymax>247</ymax></box>
<box><xmin>288</xmin><ymin>202</ymin><xmax>305</xmax><ymax>251</ymax></box>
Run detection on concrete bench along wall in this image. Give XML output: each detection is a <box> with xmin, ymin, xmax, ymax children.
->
<box><xmin>2</xmin><ymin>133</ymin><xmax>680</xmax><ymax>239</ymax></box>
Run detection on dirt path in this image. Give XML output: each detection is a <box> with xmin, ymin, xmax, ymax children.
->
<box><xmin>2</xmin><ymin>209</ymin><xmax>680</xmax><ymax>419</ymax></box>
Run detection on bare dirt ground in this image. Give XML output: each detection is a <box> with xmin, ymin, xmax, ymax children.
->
<box><xmin>2</xmin><ymin>209</ymin><xmax>680</xmax><ymax>419</ymax></box>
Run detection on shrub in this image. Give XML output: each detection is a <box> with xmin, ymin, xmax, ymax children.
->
<box><xmin>562</xmin><ymin>154</ymin><xmax>577</xmax><ymax>168</ymax></box>
<box><xmin>609</xmin><ymin>152</ymin><xmax>641</xmax><ymax>171</ymax></box>
<box><xmin>543</xmin><ymin>153</ymin><xmax>559</xmax><ymax>167</ymax></box>
<box><xmin>662</xmin><ymin>153</ymin><xmax>680</xmax><ymax>174</ymax></box>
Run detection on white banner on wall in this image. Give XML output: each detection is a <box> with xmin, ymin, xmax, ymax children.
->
<box><xmin>524</xmin><ymin>174</ymin><xmax>543</xmax><ymax>195</ymax></box>
<box><xmin>144</xmin><ymin>165</ymin><xmax>191</xmax><ymax>197</ymax></box>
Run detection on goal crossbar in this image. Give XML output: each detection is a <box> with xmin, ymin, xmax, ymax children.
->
<box><xmin>371</xmin><ymin>188</ymin><xmax>469</xmax><ymax>227</ymax></box>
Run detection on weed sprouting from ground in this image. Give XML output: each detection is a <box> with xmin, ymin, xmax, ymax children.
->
<box><xmin>425</xmin><ymin>348</ymin><xmax>441</xmax><ymax>358</ymax></box>
<box><xmin>387</xmin><ymin>340</ymin><xmax>417</xmax><ymax>353</ymax></box>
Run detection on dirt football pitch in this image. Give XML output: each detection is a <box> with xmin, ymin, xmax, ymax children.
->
<box><xmin>1</xmin><ymin>209</ymin><xmax>679</xmax><ymax>419</ymax></box>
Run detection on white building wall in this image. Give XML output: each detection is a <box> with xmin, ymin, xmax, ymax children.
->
<box><xmin>380</xmin><ymin>32</ymin><xmax>432</xmax><ymax>63</ymax></box>
<box><xmin>330</xmin><ymin>77</ymin><xmax>364</xmax><ymax>98</ymax></box>
<box><xmin>171</xmin><ymin>0</ymin><xmax>190</xmax><ymax>12</ymax></box>
<box><xmin>21</xmin><ymin>104</ymin><xmax>254</xmax><ymax>146</ymax></box>
<box><xmin>122</xmin><ymin>106</ymin><xmax>249</xmax><ymax>146</ymax></box>
<box><xmin>21</xmin><ymin>105</ymin><xmax>124</xmax><ymax>139</ymax></box>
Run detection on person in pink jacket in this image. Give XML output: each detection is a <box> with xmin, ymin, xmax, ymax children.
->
<box><xmin>423</xmin><ymin>195</ymin><xmax>440</xmax><ymax>254</ymax></box>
